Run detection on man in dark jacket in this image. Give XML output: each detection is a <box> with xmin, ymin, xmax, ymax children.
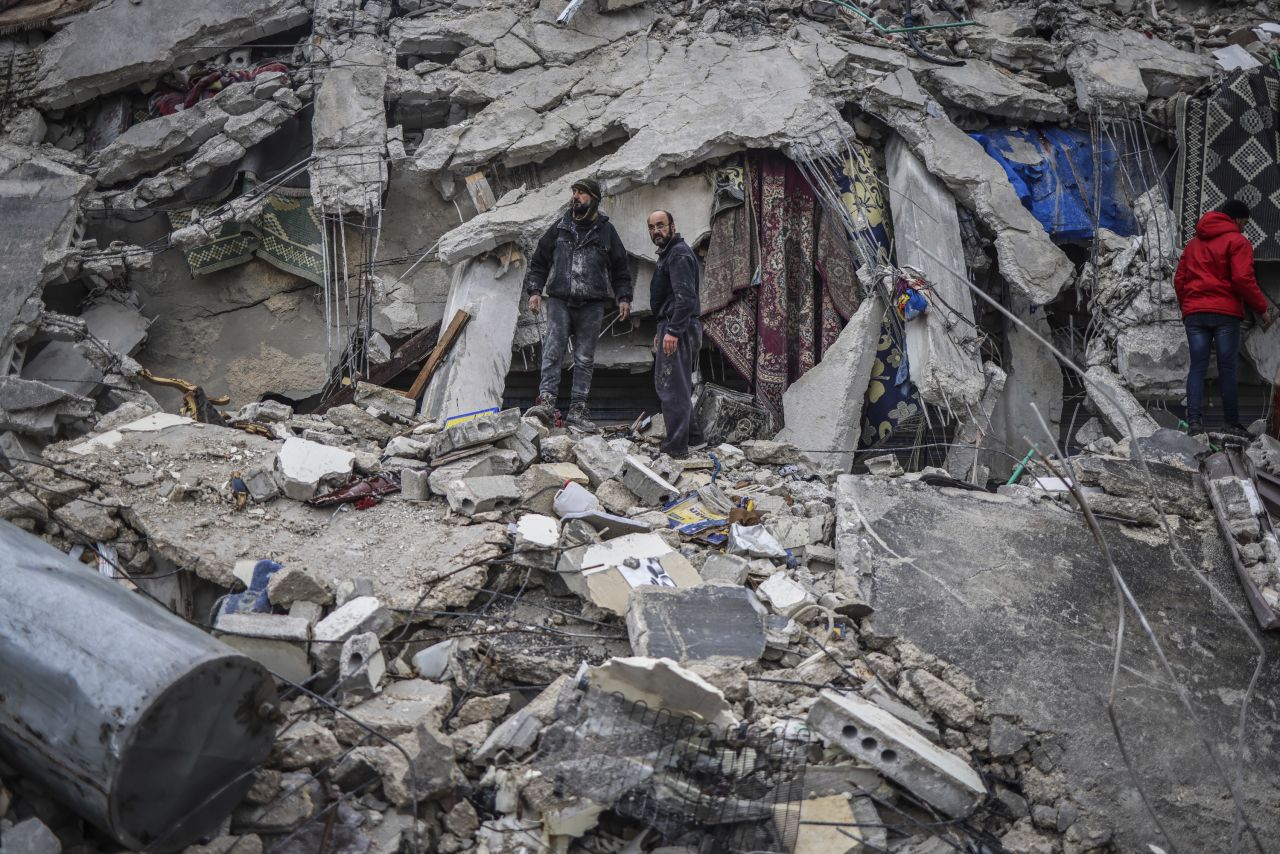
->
<box><xmin>524</xmin><ymin>178</ymin><xmax>633</xmax><ymax>430</ymax></box>
<box><xmin>647</xmin><ymin>209</ymin><xmax>704</xmax><ymax>458</ymax></box>
<box><xmin>1174</xmin><ymin>199</ymin><xmax>1275</xmax><ymax>435</ymax></box>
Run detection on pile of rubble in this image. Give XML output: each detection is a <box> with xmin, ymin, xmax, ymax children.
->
<box><xmin>0</xmin><ymin>399</ymin><xmax>1132</xmax><ymax>853</ymax></box>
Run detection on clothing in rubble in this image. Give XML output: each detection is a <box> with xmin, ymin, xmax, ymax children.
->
<box><xmin>1174</xmin><ymin>209</ymin><xmax>1268</xmax><ymax>429</ymax></box>
<box><xmin>524</xmin><ymin>209</ymin><xmax>633</xmax><ymax>409</ymax></box>
<box><xmin>651</xmin><ymin>233</ymin><xmax>705</xmax><ymax>457</ymax></box>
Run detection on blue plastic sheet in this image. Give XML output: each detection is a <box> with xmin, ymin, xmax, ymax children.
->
<box><xmin>970</xmin><ymin>127</ymin><xmax>1137</xmax><ymax>242</ymax></box>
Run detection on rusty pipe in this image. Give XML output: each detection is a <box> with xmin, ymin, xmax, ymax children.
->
<box><xmin>0</xmin><ymin>520</ymin><xmax>278</xmax><ymax>851</ymax></box>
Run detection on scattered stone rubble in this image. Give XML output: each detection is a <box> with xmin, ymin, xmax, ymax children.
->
<box><xmin>0</xmin><ymin>399</ymin><xmax>1186</xmax><ymax>854</ymax></box>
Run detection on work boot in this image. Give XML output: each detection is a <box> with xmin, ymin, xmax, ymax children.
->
<box><xmin>1222</xmin><ymin>423</ymin><xmax>1253</xmax><ymax>439</ymax></box>
<box><xmin>1187</xmin><ymin>422</ymin><xmax>1205</xmax><ymax>436</ymax></box>
<box><xmin>525</xmin><ymin>392</ymin><xmax>556</xmax><ymax>425</ymax></box>
<box><xmin>565</xmin><ymin>401</ymin><xmax>596</xmax><ymax>431</ymax></box>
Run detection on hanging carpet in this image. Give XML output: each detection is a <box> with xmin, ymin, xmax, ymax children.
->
<box><xmin>1175</xmin><ymin>66</ymin><xmax>1280</xmax><ymax>260</ymax></box>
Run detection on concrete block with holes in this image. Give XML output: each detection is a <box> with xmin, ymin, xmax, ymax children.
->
<box><xmin>807</xmin><ymin>689</ymin><xmax>986</xmax><ymax>817</ymax></box>
<box><xmin>446</xmin><ymin>474</ymin><xmax>521</xmax><ymax>516</ymax></box>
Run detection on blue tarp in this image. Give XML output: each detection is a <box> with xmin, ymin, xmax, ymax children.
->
<box><xmin>970</xmin><ymin>127</ymin><xmax>1137</xmax><ymax>242</ymax></box>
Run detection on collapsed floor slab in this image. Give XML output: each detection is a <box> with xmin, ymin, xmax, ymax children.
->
<box><xmin>29</xmin><ymin>0</ymin><xmax>311</xmax><ymax>109</ymax></box>
<box><xmin>837</xmin><ymin>474</ymin><xmax>1280</xmax><ymax>850</ymax></box>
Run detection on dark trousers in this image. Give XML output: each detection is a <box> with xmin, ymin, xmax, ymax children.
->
<box><xmin>1184</xmin><ymin>311</ymin><xmax>1241</xmax><ymax>426</ymax></box>
<box><xmin>539</xmin><ymin>298</ymin><xmax>604</xmax><ymax>404</ymax></box>
<box><xmin>655</xmin><ymin>319</ymin><xmax>704</xmax><ymax>456</ymax></box>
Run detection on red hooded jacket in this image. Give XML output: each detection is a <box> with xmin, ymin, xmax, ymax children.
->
<box><xmin>1174</xmin><ymin>211</ymin><xmax>1267</xmax><ymax>319</ymax></box>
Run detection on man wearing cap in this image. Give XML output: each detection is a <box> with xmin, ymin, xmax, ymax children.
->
<box><xmin>646</xmin><ymin>209</ymin><xmax>705</xmax><ymax>458</ymax></box>
<box><xmin>523</xmin><ymin>178</ymin><xmax>633</xmax><ymax>430</ymax></box>
<box><xmin>1174</xmin><ymin>199</ymin><xmax>1276</xmax><ymax>436</ymax></box>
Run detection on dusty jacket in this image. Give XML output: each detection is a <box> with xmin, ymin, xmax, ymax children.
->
<box><xmin>1174</xmin><ymin>211</ymin><xmax>1267</xmax><ymax>319</ymax></box>
<box><xmin>524</xmin><ymin>211</ymin><xmax>633</xmax><ymax>304</ymax></box>
<box><xmin>650</xmin><ymin>234</ymin><xmax>700</xmax><ymax>337</ymax></box>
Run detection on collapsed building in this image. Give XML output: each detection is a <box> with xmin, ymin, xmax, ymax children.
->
<box><xmin>3</xmin><ymin>0</ymin><xmax>1280</xmax><ymax>852</ymax></box>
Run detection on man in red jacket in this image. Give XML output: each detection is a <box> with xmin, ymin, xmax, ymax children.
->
<box><xmin>1174</xmin><ymin>200</ymin><xmax>1275</xmax><ymax>435</ymax></box>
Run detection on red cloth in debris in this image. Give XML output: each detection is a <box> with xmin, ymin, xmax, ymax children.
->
<box><xmin>149</xmin><ymin>61</ymin><xmax>290</xmax><ymax>116</ymax></box>
<box><xmin>1174</xmin><ymin>211</ymin><xmax>1267</xmax><ymax>320</ymax></box>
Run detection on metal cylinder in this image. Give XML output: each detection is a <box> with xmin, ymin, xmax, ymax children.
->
<box><xmin>0</xmin><ymin>520</ymin><xmax>278</xmax><ymax>851</ymax></box>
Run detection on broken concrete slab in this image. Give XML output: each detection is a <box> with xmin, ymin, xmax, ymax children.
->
<box><xmin>988</xmin><ymin>296</ymin><xmax>1063</xmax><ymax>479</ymax></box>
<box><xmin>808</xmin><ymin>689</ymin><xmax>985</xmax><ymax>818</ymax></box>
<box><xmin>275</xmin><ymin>438</ymin><xmax>357</xmax><ymax>501</ymax></box>
<box><xmin>603</xmin><ymin>173</ymin><xmax>713</xmax><ymax>265</ymax></box>
<box><xmin>421</xmin><ymin>259</ymin><xmax>523</xmax><ymax>422</ymax></box>
<box><xmin>333</xmin><ymin>679</ymin><xmax>452</xmax><ymax>744</ymax></box>
<box><xmin>1116</xmin><ymin>323</ymin><xmax>1188</xmax><ymax>399</ymax></box>
<box><xmin>885</xmin><ymin>135</ymin><xmax>983</xmax><ymax>412</ymax></box>
<box><xmin>31</xmin><ymin>0</ymin><xmax>311</xmax><ymax>109</ymax></box>
<box><xmin>842</xmin><ymin>473</ymin><xmax>1280</xmax><ymax>848</ymax></box>
<box><xmin>775</xmin><ymin>295</ymin><xmax>883</xmax><ymax>474</ymax></box>
<box><xmin>625</xmin><ymin>585</ymin><xmax>766</xmax><ymax>662</ymax></box>
<box><xmin>213</xmin><ymin>612</ymin><xmax>312</xmax><ymax>684</ymax></box>
<box><xmin>920</xmin><ymin>59</ymin><xmax>1069</xmax><ymax>123</ymax></box>
<box><xmin>1083</xmin><ymin>365</ymin><xmax>1160</xmax><ymax>441</ymax></box>
<box><xmin>311</xmin><ymin>596</ymin><xmax>392</xmax><ymax>673</ymax></box>
<box><xmin>433</xmin><ymin>35</ymin><xmax>847</xmax><ymax>265</ymax></box>
<box><xmin>590</xmin><ymin>656</ymin><xmax>737</xmax><ymax>729</ymax></box>
<box><xmin>92</xmin><ymin>85</ymin><xmax>265</xmax><ymax>185</ymax></box>
<box><xmin>1065</xmin><ymin>29</ymin><xmax>1214</xmax><ymax>112</ymax></box>
<box><xmin>326</xmin><ymin>404</ymin><xmax>398</xmax><ymax>445</ymax></box>
<box><xmin>859</xmin><ymin>69</ymin><xmax>1074</xmax><ymax>305</ymax></box>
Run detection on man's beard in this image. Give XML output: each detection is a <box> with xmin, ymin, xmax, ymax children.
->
<box><xmin>651</xmin><ymin>232</ymin><xmax>670</xmax><ymax>249</ymax></box>
<box><xmin>571</xmin><ymin>199</ymin><xmax>598</xmax><ymax>221</ymax></box>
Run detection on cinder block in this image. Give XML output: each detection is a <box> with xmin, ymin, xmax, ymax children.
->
<box><xmin>620</xmin><ymin>455</ymin><xmax>680</xmax><ymax>506</ymax></box>
<box><xmin>807</xmin><ymin>690</ymin><xmax>985</xmax><ymax>817</ymax></box>
<box><xmin>434</xmin><ymin>408</ymin><xmax>521</xmax><ymax>456</ymax></box>
<box><xmin>446</xmin><ymin>475</ymin><xmax>521</xmax><ymax>516</ymax></box>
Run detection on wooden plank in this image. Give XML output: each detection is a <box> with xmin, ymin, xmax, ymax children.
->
<box><xmin>408</xmin><ymin>309</ymin><xmax>471</xmax><ymax>402</ymax></box>
<box><xmin>311</xmin><ymin>321</ymin><xmax>441</xmax><ymax>414</ymax></box>
<box><xmin>464</xmin><ymin>172</ymin><xmax>497</xmax><ymax>214</ymax></box>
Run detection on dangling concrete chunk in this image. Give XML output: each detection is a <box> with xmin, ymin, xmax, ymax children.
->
<box><xmin>808</xmin><ymin>689</ymin><xmax>986</xmax><ymax>818</ymax></box>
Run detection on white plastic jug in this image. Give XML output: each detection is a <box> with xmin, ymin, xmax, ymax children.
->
<box><xmin>553</xmin><ymin>480</ymin><xmax>600</xmax><ymax>517</ymax></box>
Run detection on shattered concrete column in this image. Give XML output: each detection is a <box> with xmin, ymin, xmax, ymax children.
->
<box><xmin>944</xmin><ymin>362</ymin><xmax>1007</xmax><ymax>485</ymax></box>
<box><xmin>775</xmin><ymin>295</ymin><xmax>884</xmax><ymax>474</ymax></box>
<box><xmin>884</xmin><ymin>133</ymin><xmax>983</xmax><ymax>412</ymax></box>
<box><xmin>310</xmin><ymin>0</ymin><xmax>393</xmax><ymax>214</ymax></box>
<box><xmin>988</xmin><ymin>297</ymin><xmax>1063</xmax><ymax>478</ymax></box>
<box><xmin>860</xmin><ymin>69</ymin><xmax>1074</xmax><ymax>305</ymax></box>
<box><xmin>420</xmin><ymin>258</ymin><xmax>523</xmax><ymax>421</ymax></box>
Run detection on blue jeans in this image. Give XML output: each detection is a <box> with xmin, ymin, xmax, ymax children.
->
<box><xmin>538</xmin><ymin>298</ymin><xmax>605</xmax><ymax>404</ymax></box>
<box><xmin>1184</xmin><ymin>312</ymin><xmax>1241</xmax><ymax>426</ymax></box>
